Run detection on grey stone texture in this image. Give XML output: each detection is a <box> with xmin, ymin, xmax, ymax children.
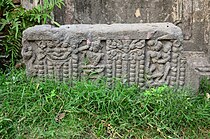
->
<box><xmin>22</xmin><ymin>23</ymin><xmax>187</xmax><ymax>87</ymax></box>
<box><xmin>51</xmin><ymin>0</ymin><xmax>210</xmax><ymax>90</ymax></box>
<box><xmin>184</xmin><ymin>51</ymin><xmax>210</xmax><ymax>91</ymax></box>
<box><xmin>54</xmin><ymin>0</ymin><xmax>210</xmax><ymax>55</ymax></box>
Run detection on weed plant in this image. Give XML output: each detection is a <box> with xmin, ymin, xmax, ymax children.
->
<box><xmin>0</xmin><ymin>0</ymin><xmax>64</xmax><ymax>67</ymax></box>
<box><xmin>0</xmin><ymin>70</ymin><xmax>209</xmax><ymax>138</ymax></box>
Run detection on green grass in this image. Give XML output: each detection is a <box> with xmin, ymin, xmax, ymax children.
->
<box><xmin>0</xmin><ymin>69</ymin><xmax>210</xmax><ymax>139</ymax></box>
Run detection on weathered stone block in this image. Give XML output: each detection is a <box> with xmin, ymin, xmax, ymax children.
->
<box><xmin>184</xmin><ymin>51</ymin><xmax>210</xmax><ymax>91</ymax></box>
<box><xmin>22</xmin><ymin>23</ymin><xmax>186</xmax><ymax>87</ymax></box>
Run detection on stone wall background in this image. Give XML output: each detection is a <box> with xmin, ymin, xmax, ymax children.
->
<box><xmin>53</xmin><ymin>0</ymin><xmax>210</xmax><ymax>54</ymax></box>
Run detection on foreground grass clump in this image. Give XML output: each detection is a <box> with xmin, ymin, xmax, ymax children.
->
<box><xmin>0</xmin><ymin>70</ymin><xmax>210</xmax><ymax>138</ymax></box>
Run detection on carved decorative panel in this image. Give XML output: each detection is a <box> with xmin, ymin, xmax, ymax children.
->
<box><xmin>106</xmin><ymin>40</ymin><xmax>145</xmax><ymax>86</ymax></box>
<box><xmin>78</xmin><ymin>40</ymin><xmax>106</xmax><ymax>79</ymax></box>
<box><xmin>22</xmin><ymin>39</ymin><xmax>79</xmax><ymax>81</ymax></box>
<box><xmin>22</xmin><ymin>23</ymin><xmax>186</xmax><ymax>87</ymax></box>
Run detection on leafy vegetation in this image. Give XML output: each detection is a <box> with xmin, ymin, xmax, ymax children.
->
<box><xmin>0</xmin><ymin>0</ymin><xmax>64</xmax><ymax>67</ymax></box>
<box><xmin>0</xmin><ymin>69</ymin><xmax>209</xmax><ymax>138</ymax></box>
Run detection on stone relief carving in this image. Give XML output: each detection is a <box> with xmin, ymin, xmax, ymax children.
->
<box><xmin>145</xmin><ymin>40</ymin><xmax>172</xmax><ymax>87</ymax></box>
<box><xmin>106</xmin><ymin>40</ymin><xmax>145</xmax><ymax>86</ymax></box>
<box><xmin>171</xmin><ymin>40</ymin><xmax>186</xmax><ymax>87</ymax></box>
<box><xmin>22</xmin><ymin>38</ymin><xmax>79</xmax><ymax>81</ymax></box>
<box><xmin>22</xmin><ymin>39</ymin><xmax>185</xmax><ymax>87</ymax></box>
<box><xmin>22</xmin><ymin>38</ymin><xmax>185</xmax><ymax>87</ymax></box>
<box><xmin>22</xmin><ymin>23</ymin><xmax>186</xmax><ymax>87</ymax></box>
<box><xmin>22</xmin><ymin>40</ymin><xmax>37</xmax><ymax>75</ymax></box>
<box><xmin>79</xmin><ymin>40</ymin><xmax>105</xmax><ymax>78</ymax></box>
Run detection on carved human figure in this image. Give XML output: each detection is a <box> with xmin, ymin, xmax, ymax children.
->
<box><xmin>21</xmin><ymin>41</ymin><xmax>39</xmax><ymax>76</ymax></box>
<box><xmin>158</xmin><ymin>42</ymin><xmax>172</xmax><ymax>83</ymax></box>
<box><xmin>146</xmin><ymin>40</ymin><xmax>171</xmax><ymax>86</ymax></box>
<box><xmin>146</xmin><ymin>40</ymin><xmax>162</xmax><ymax>75</ymax></box>
<box><xmin>79</xmin><ymin>40</ymin><xmax>104</xmax><ymax>66</ymax></box>
<box><xmin>22</xmin><ymin>44</ymin><xmax>33</xmax><ymax>61</ymax></box>
<box><xmin>78</xmin><ymin>40</ymin><xmax>105</xmax><ymax>78</ymax></box>
<box><xmin>36</xmin><ymin>41</ymin><xmax>47</xmax><ymax>61</ymax></box>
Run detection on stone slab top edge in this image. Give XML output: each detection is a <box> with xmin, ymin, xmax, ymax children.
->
<box><xmin>23</xmin><ymin>22</ymin><xmax>183</xmax><ymax>41</ymax></box>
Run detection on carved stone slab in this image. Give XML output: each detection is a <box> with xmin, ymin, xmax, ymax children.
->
<box><xmin>22</xmin><ymin>23</ymin><xmax>185</xmax><ymax>87</ymax></box>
